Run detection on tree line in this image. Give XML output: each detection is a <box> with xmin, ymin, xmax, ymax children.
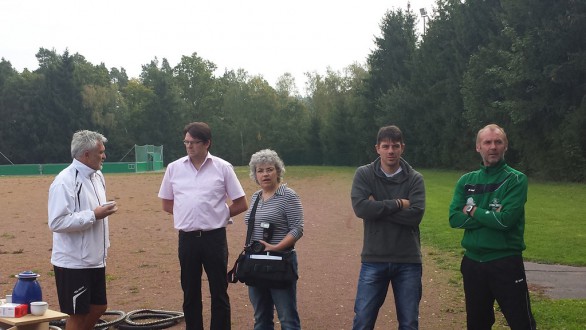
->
<box><xmin>0</xmin><ymin>0</ymin><xmax>584</xmax><ymax>181</ymax></box>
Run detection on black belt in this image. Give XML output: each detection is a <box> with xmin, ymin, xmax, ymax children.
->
<box><xmin>179</xmin><ymin>227</ymin><xmax>224</xmax><ymax>237</ymax></box>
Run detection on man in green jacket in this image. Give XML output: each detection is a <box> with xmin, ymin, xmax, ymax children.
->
<box><xmin>449</xmin><ymin>124</ymin><xmax>536</xmax><ymax>330</ymax></box>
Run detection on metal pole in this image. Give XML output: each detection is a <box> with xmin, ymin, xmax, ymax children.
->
<box><xmin>0</xmin><ymin>150</ymin><xmax>14</xmax><ymax>164</ymax></box>
<box><xmin>240</xmin><ymin>130</ymin><xmax>245</xmax><ymax>165</ymax></box>
<box><xmin>419</xmin><ymin>8</ymin><xmax>428</xmax><ymax>36</ymax></box>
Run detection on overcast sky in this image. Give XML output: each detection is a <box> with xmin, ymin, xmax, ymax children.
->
<box><xmin>1</xmin><ymin>0</ymin><xmax>435</xmax><ymax>91</ymax></box>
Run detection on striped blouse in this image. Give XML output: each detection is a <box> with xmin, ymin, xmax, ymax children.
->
<box><xmin>244</xmin><ymin>184</ymin><xmax>304</xmax><ymax>248</ymax></box>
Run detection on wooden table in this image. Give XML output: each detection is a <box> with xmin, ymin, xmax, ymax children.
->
<box><xmin>0</xmin><ymin>309</ymin><xmax>67</xmax><ymax>330</ymax></box>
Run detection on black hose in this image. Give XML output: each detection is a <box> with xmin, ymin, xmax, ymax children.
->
<box><xmin>50</xmin><ymin>310</ymin><xmax>127</xmax><ymax>329</ymax></box>
<box><xmin>116</xmin><ymin>309</ymin><xmax>184</xmax><ymax>329</ymax></box>
<box><xmin>49</xmin><ymin>319</ymin><xmax>66</xmax><ymax>327</ymax></box>
<box><xmin>95</xmin><ymin>310</ymin><xmax>126</xmax><ymax>329</ymax></box>
<box><xmin>49</xmin><ymin>309</ymin><xmax>183</xmax><ymax>330</ymax></box>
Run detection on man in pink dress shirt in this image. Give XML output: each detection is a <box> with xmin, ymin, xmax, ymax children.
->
<box><xmin>158</xmin><ymin>122</ymin><xmax>248</xmax><ymax>330</ymax></box>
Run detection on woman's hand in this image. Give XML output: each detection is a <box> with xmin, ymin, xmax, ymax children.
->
<box><xmin>260</xmin><ymin>234</ymin><xmax>298</xmax><ymax>252</ymax></box>
<box><xmin>259</xmin><ymin>240</ymin><xmax>279</xmax><ymax>252</ymax></box>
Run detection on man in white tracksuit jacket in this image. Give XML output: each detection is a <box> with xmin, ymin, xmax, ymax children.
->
<box><xmin>48</xmin><ymin>130</ymin><xmax>118</xmax><ymax>330</ymax></box>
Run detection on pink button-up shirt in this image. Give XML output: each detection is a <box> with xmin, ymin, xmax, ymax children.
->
<box><xmin>158</xmin><ymin>153</ymin><xmax>245</xmax><ymax>231</ymax></box>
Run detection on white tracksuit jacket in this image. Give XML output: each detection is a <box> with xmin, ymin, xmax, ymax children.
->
<box><xmin>48</xmin><ymin>159</ymin><xmax>110</xmax><ymax>269</ymax></box>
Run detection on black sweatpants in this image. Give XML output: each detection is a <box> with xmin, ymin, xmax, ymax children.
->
<box><xmin>461</xmin><ymin>255</ymin><xmax>536</xmax><ymax>330</ymax></box>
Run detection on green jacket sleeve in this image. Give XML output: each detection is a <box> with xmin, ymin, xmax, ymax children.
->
<box><xmin>449</xmin><ymin>175</ymin><xmax>482</xmax><ymax>230</ymax></box>
<box><xmin>474</xmin><ymin>172</ymin><xmax>527</xmax><ymax>231</ymax></box>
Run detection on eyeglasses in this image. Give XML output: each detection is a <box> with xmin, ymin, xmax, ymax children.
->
<box><xmin>183</xmin><ymin>140</ymin><xmax>204</xmax><ymax>146</ymax></box>
<box><xmin>256</xmin><ymin>167</ymin><xmax>275</xmax><ymax>174</ymax></box>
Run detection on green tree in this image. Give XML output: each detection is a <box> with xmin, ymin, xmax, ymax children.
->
<box><xmin>270</xmin><ymin>73</ymin><xmax>310</xmax><ymax>165</ymax></box>
<box><xmin>0</xmin><ymin>59</ymin><xmax>19</xmax><ymax>163</ymax></box>
<box><xmin>367</xmin><ymin>8</ymin><xmax>417</xmax><ymax>99</ymax></box>
<box><xmin>306</xmin><ymin>69</ymin><xmax>357</xmax><ymax>165</ymax></box>
<box><xmin>34</xmin><ymin>48</ymin><xmax>89</xmax><ymax>162</ymax></box>
<box><xmin>464</xmin><ymin>0</ymin><xmax>586</xmax><ymax>180</ymax></box>
<box><xmin>0</xmin><ymin>58</ymin><xmax>17</xmax><ymax>90</ymax></box>
<box><xmin>110</xmin><ymin>67</ymin><xmax>129</xmax><ymax>90</ymax></box>
<box><xmin>213</xmin><ymin>69</ymin><xmax>246</xmax><ymax>164</ymax></box>
<box><xmin>114</xmin><ymin>79</ymin><xmax>156</xmax><ymax>160</ymax></box>
<box><xmin>173</xmin><ymin>52</ymin><xmax>220</xmax><ymax>123</ymax></box>
<box><xmin>140</xmin><ymin>58</ymin><xmax>184</xmax><ymax>163</ymax></box>
<box><xmin>0</xmin><ymin>70</ymin><xmax>45</xmax><ymax>163</ymax></box>
<box><xmin>275</xmin><ymin>73</ymin><xmax>300</xmax><ymax>98</ymax></box>
<box><xmin>405</xmin><ymin>0</ymin><xmax>503</xmax><ymax>169</ymax></box>
<box><xmin>241</xmin><ymin>76</ymin><xmax>279</xmax><ymax>157</ymax></box>
<box><xmin>365</xmin><ymin>7</ymin><xmax>419</xmax><ymax>164</ymax></box>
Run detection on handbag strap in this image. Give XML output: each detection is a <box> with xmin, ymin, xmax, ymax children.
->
<box><xmin>245</xmin><ymin>192</ymin><xmax>261</xmax><ymax>246</ymax></box>
<box><xmin>227</xmin><ymin>194</ymin><xmax>261</xmax><ymax>284</ymax></box>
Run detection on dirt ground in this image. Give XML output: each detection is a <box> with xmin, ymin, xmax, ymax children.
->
<box><xmin>0</xmin><ymin>172</ymin><xmax>467</xmax><ymax>329</ymax></box>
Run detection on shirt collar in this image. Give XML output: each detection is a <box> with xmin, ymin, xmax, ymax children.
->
<box><xmin>72</xmin><ymin>158</ymin><xmax>97</xmax><ymax>178</ymax></box>
<box><xmin>275</xmin><ymin>183</ymin><xmax>287</xmax><ymax>195</ymax></box>
<box><xmin>257</xmin><ymin>184</ymin><xmax>287</xmax><ymax>199</ymax></box>
<box><xmin>480</xmin><ymin>159</ymin><xmax>506</xmax><ymax>174</ymax></box>
<box><xmin>182</xmin><ymin>152</ymin><xmax>213</xmax><ymax>166</ymax></box>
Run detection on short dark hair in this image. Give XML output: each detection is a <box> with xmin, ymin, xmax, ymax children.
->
<box><xmin>376</xmin><ymin>125</ymin><xmax>404</xmax><ymax>144</ymax></box>
<box><xmin>183</xmin><ymin>122</ymin><xmax>212</xmax><ymax>149</ymax></box>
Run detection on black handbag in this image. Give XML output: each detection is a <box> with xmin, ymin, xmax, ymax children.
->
<box><xmin>227</xmin><ymin>193</ymin><xmax>298</xmax><ymax>289</ymax></box>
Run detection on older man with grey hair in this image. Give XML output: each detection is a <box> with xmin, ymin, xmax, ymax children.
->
<box><xmin>48</xmin><ymin>130</ymin><xmax>118</xmax><ymax>330</ymax></box>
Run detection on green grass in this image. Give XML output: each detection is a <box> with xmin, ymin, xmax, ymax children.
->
<box><xmin>236</xmin><ymin>165</ymin><xmax>354</xmax><ymax>179</ymax></box>
<box><xmin>417</xmin><ymin>169</ymin><xmax>465</xmax><ymax>252</ymax></box>
<box><xmin>524</xmin><ymin>181</ymin><xmax>586</xmax><ymax>265</ymax></box>
<box><xmin>278</xmin><ymin>166</ymin><xmax>586</xmax><ymax>328</ymax></box>
<box><xmin>531</xmin><ymin>298</ymin><xmax>586</xmax><ymax>330</ymax></box>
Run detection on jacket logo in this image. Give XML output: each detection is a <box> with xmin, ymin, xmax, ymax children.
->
<box><xmin>489</xmin><ymin>198</ymin><xmax>502</xmax><ymax>211</ymax></box>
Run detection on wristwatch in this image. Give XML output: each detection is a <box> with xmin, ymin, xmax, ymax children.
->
<box><xmin>465</xmin><ymin>205</ymin><xmax>475</xmax><ymax>216</ymax></box>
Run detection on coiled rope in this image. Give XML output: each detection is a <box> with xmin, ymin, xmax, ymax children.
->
<box><xmin>95</xmin><ymin>310</ymin><xmax>127</xmax><ymax>329</ymax></box>
<box><xmin>49</xmin><ymin>309</ymin><xmax>183</xmax><ymax>329</ymax></box>
<box><xmin>49</xmin><ymin>310</ymin><xmax>126</xmax><ymax>329</ymax></box>
<box><xmin>116</xmin><ymin>309</ymin><xmax>184</xmax><ymax>329</ymax></box>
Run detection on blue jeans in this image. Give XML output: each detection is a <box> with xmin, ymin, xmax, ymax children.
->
<box><xmin>353</xmin><ymin>262</ymin><xmax>422</xmax><ymax>330</ymax></box>
<box><xmin>248</xmin><ymin>252</ymin><xmax>300</xmax><ymax>330</ymax></box>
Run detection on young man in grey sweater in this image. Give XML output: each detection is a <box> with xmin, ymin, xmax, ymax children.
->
<box><xmin>350</xmin><ymin>125</ymin><xmax>426</xmax><ymax>330</ymax></box>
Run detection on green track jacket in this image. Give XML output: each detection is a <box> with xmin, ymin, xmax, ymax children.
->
<box><xmin>449</xmin><ymin>160</ymin><xmax>528</xmax><ymax>262</ymax></box>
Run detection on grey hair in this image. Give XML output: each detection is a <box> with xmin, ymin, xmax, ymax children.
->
<box><xmin>71</xmin><ymin>130</ymin><xmax>107</xmax><ymax>159</ymax></box>
<box><xmin>249</xmin><ymin>149</ymin><xmax>285</xmax><ymax>184</ymax></box>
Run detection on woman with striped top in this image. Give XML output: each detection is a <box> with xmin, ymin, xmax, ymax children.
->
<box><xmin>244</xmin><ymin>149</ymin><xmax>304</xmax><ymax>330</ymax></box>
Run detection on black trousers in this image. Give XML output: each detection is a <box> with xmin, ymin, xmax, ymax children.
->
<box><xmin>178</xmin><ymin>228</ymin><xmax>230</xmax><ymax>330</ymax></box>
<box><xmin>461</xmin><ymin>255</ymin><xmax>536</xmax><ymax>330</ymax></box>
